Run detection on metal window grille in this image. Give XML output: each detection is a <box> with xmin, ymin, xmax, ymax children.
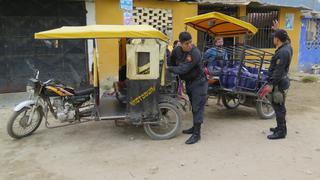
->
<box><xmin>306</xmin><ymin>18</ymin><xmax>320</xmax><ymax>49</ymax></box>
<box><xmin>0</xmin><ymin>0</ymin><xmax>88</xmax><ymax>93</ymax></box>
<box><xmin>246</xmin><ymin>7</ymin><xmax>279</xmax><ymax>48</ymax></box>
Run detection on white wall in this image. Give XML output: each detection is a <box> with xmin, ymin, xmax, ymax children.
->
<box><xmin>85</xmin><ymin>0</ymin><xmax>96</xmax><ymax>72</ymax></box>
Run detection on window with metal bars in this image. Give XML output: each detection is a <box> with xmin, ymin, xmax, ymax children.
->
<box><xmin>306</xmin><ymin>18</ymin><xmax>320</xmax><ymax>49</ymax></box>
<box><xmin>246</xmin><ymin>7</ymin><xmax>279</xmax><ymax>48</ymax></box>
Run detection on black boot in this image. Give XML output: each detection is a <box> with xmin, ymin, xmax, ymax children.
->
<box><xmin>270</xmin><ymin>120</ymin><xmax>282</xmax><ymax>132</ymax></box>
<box><xmin>182</xmin><ymin>127</ymin><xmax>194</xmax><ymax>134</ymax></box>
<box><xmin>185</xmin><ymin>123</ymin><xmax>201</xmax><ymax>144</ymax></box>
<box><xmin>267</xmin><ymin>126</ymin><xmax>286</xmax><ymax>140</ymax></box>
<box><xmin>269</xmin><ymin>127</ymin><xmax>279</xmax><ymax>133</ymax></box>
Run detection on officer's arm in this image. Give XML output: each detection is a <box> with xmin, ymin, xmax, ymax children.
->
<box><xmin>270</xmin><ymin>51</ymin><xmax>290</xmax><ymax>85</ymax></box>
<box><xmin>168</xmin><ymin>49</ymin><xmax>201</xmax><ymax>75</ymax></box>
<box><xmin>267</xmin><ymin>58</ymin><xmax>275</xmax><ymax>83</ymax></box>
<box><xmin>168</xmin><ymin>48</ymin><xmax>178</xmax><ymax>66</ymax></box>
<box><xmin>267</xmin><ymin>68</ymin><xmax>273</xmax><ymax>84</ymax></box>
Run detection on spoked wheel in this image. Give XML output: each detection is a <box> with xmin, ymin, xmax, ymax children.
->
<box><xmin>144</xmin><ymin>103</ymin><xmax>182</xmax><ymax>140</ymax></box>
<box><xmin>256</xmin><ymin>97</ymin><xmax>275</xmax><ymax>119</ymax></box>
<box><xmin>7</xmin><ymin>106</ymin><xmax>43</xmax><ymax>139</ymax></box>
<box><xmin>222</xmin><ymin>94</ymin><xmax>240</xmax><ymax>109</ymax></box>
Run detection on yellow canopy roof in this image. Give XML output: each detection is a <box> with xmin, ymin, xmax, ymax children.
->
<box><xmin>184</xmin><ymin>12</ymin><xmax>258</xmax><ymax>36</ymax></box>
<box><xmin>35</xmin><ymin>25</ymin><xmax>169</xmax><ymax>42</ymax></box>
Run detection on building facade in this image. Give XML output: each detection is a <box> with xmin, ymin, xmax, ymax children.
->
<box><xmin>0</xmin><ymin>0</ymin><xmax>311</xmax><ymax>93</ymax></box>
<box><xmin>94</xmin><ymin>0</ymin><xmax>303</xmax><ymax>86</ymax></box>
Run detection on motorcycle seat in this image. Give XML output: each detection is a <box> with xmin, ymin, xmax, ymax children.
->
<box><xmin>74</xmin><ymin>87</ymin><xmax>94</xmax><ymax>96</ymax></box>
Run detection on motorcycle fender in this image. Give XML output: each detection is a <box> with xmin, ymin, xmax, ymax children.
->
<box><xmin>14</xmin><ymin>100</ymin><xmax>35</xmax><ymax>112</ymax></box>
<box><xmin>159</xmin><ymin>95</ymin><xmax>186</xmax><ymax>112</ymax></box>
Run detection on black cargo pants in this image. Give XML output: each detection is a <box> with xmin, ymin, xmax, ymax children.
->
<box><xmin>272</xmin><ymin>78</ymin><xmax>290</xmax><ymax>130</ymax></box>
<box><xmin>186</xmin><ymin>76</ymin><xmax>208</xmax><ymax>124</ymax></box>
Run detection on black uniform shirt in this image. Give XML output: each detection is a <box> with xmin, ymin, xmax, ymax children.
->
<box><xmin>168</xmin><ymin>46</ymin><xmax>204</xmax><ymax>82</ymax></box>
<box><xmin>268</xmin><ymin>41</ymin><xmax>293</xmax><ymax>86</ymax></box>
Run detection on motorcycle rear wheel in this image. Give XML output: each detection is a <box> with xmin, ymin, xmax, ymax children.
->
<box><xmin>144</xmin><ymin>103</ymin><xmax>182</xmax><ymax>140</ymax></box>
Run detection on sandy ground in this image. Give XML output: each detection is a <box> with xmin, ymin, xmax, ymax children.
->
<box><xmin>0</xmin><ymin>81</ymin><xmax>320</xmax><ymax>180</ymax></box>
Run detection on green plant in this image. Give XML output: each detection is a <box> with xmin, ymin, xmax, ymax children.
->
<box><xmin>301</xmin><ymin>76</ymin><xmax>318</xmax><ymax>83</ymax></box>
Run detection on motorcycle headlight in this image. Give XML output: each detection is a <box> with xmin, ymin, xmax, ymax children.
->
<box><xmin>27</xmin><ymin>78</ymin><xmax>40</xmax><ymax>95</ymax></box>
<box><xmin>26</xmin><ymin>85</ymin><xmax>34</xmax><ymax>94</ymax></box>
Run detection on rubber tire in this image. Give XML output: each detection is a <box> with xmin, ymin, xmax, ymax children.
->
<box><xmin>7</xmin><ymin>106</ymin><xmax>43</xmax><ymax>139</ymax></box>
<box><xmin>144</xmin><ymin>103</ymin><xmax>182</xmax><ymax>140</ymax></box>
<box><xmin>222</xmin><ymin>95</ymin><xmax>240</xmax><ymax>109</ymax></box>
<box><xmin>256</xmin><ymin>100</ymin><xmax>275</xmax><ymax>120</ymax></box>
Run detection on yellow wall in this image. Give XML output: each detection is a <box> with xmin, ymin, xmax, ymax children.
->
<box><xmin>238</xmin><ymin>5</ymin><xmax>247</xmax><ymax>43</ymax></box>
<box><xmin>95</xmin><ymin>0</ymin><xmax>198</xmax><ymax>82</ymax></box>
<box><xmin>239</xmin><ymin>5</ymin><xmax>246</xmax><ymax>17</ymax></box>
<box><xmin>278</xmin><ymin>7</ymin><xmax>301</xmax><ymax>70</ymax></box>
<box><xmin>95</xmin><ymin>0</ymin><xmax>123</xmax><ymax>80</ymax></box>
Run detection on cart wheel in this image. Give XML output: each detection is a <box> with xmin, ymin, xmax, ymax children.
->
<box><xmin>222</xmin><ymin>95</ymin><xmax>240</xmax><ymax>109</ymax></box>
<box><xmin>256</xmin><ymin>97</ymin><xmax>275</xmax><ymax>119</ymax></box>
<box><xmin>144</xmin><ymin>103</ymin><xmax>182</xmax><ymax>140</ymax></box>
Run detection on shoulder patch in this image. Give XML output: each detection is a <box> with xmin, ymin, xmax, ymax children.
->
<box><xmin>186</xmin><ymin>54</ymin><xmax>192</xmax><ymax>62</ymax></box>
<box><xmin>276</xmin><ymin>59</ymin><xmax>280</xmax><ymax>65</ymax></box>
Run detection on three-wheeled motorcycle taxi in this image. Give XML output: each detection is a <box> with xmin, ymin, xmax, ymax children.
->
<box><xmin>184</xmin><ymin>12</ymin><xmax>275</xmax><ymax>119</ymax></box>
<box><xmin>7</xmin><ymin>25</ymin><xmax>184</xmax><ymax>140</ymax></box>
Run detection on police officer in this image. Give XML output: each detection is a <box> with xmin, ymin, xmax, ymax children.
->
<box><xmin>260</xmin><ymin>29</ymin><xmax>292</xmax><ymax>140</ymax></box>
<box><xmin>168</xmin><ymin>32</ymin><xmax>208</xmax><ymax>144</ymax></box>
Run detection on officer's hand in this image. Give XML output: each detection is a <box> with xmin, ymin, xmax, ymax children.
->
<box><xmin>204</xmin><ymin>67</ymin><xmax>209</xmax><ymax>76</ymax></box>
<box><xmin>259</xmin><ymin>84</ymin><xmax>273</xmax><ymax>97</ymax></box>
<box><xmin>272</xmin><ymin>20</ymin><xmax>279</xmax><ymax>30</ymax></box>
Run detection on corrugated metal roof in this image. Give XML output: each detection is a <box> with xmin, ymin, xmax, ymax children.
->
<box><xmin>162</xmin><ymin>0</ymin><xmax>320</xmax><ymax>13</ymax></box>
<box><xmin>257</xmin><ymin>0</ymin><xmax>317</xmax><ymax>10</ymax></box>
<box><xmin>197</xmin><ymin>0</ymin><xmax>250</xmax><ymax>5</ymax></box>
<box><xmin>195</xmin><ymin>0</ymin><xmax>319</xmax><ymax>10</ymax></box>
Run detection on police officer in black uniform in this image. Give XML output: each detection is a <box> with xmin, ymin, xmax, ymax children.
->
<box><xmin>168</xmin><ymin>32</ymin><xmax>208</xmax><ymax>144</ymax></box>
<box><xmin>260</xmin><ymin>29</ymin><xmax>292</xmax><ymax>140</ymax></box>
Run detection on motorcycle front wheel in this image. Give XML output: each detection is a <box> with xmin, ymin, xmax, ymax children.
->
<box><xmin>7</xmin><ymin>106</ymin><xmax>43</xmax><ymax>139</ymax></box>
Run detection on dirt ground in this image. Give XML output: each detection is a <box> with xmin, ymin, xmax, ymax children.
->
<box><xmin>0</xmin><ymin>81</ymin><xmax>320</xmax><ymax>180</ymax></box>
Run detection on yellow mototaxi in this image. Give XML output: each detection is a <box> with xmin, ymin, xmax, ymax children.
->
<box><xmin>184</xmin><ymin>12</ymin><xmax>275</xmax><ymax>119</ymax></box>
<box><xmin>34</xmin><ymin>25</ymin><xmax>183</xmax><ymax>140</ymax></box>
<box><xmin>184</xmin><ymin>12</ymin><xmax>257</xmax><ymax>36</ymax></box>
